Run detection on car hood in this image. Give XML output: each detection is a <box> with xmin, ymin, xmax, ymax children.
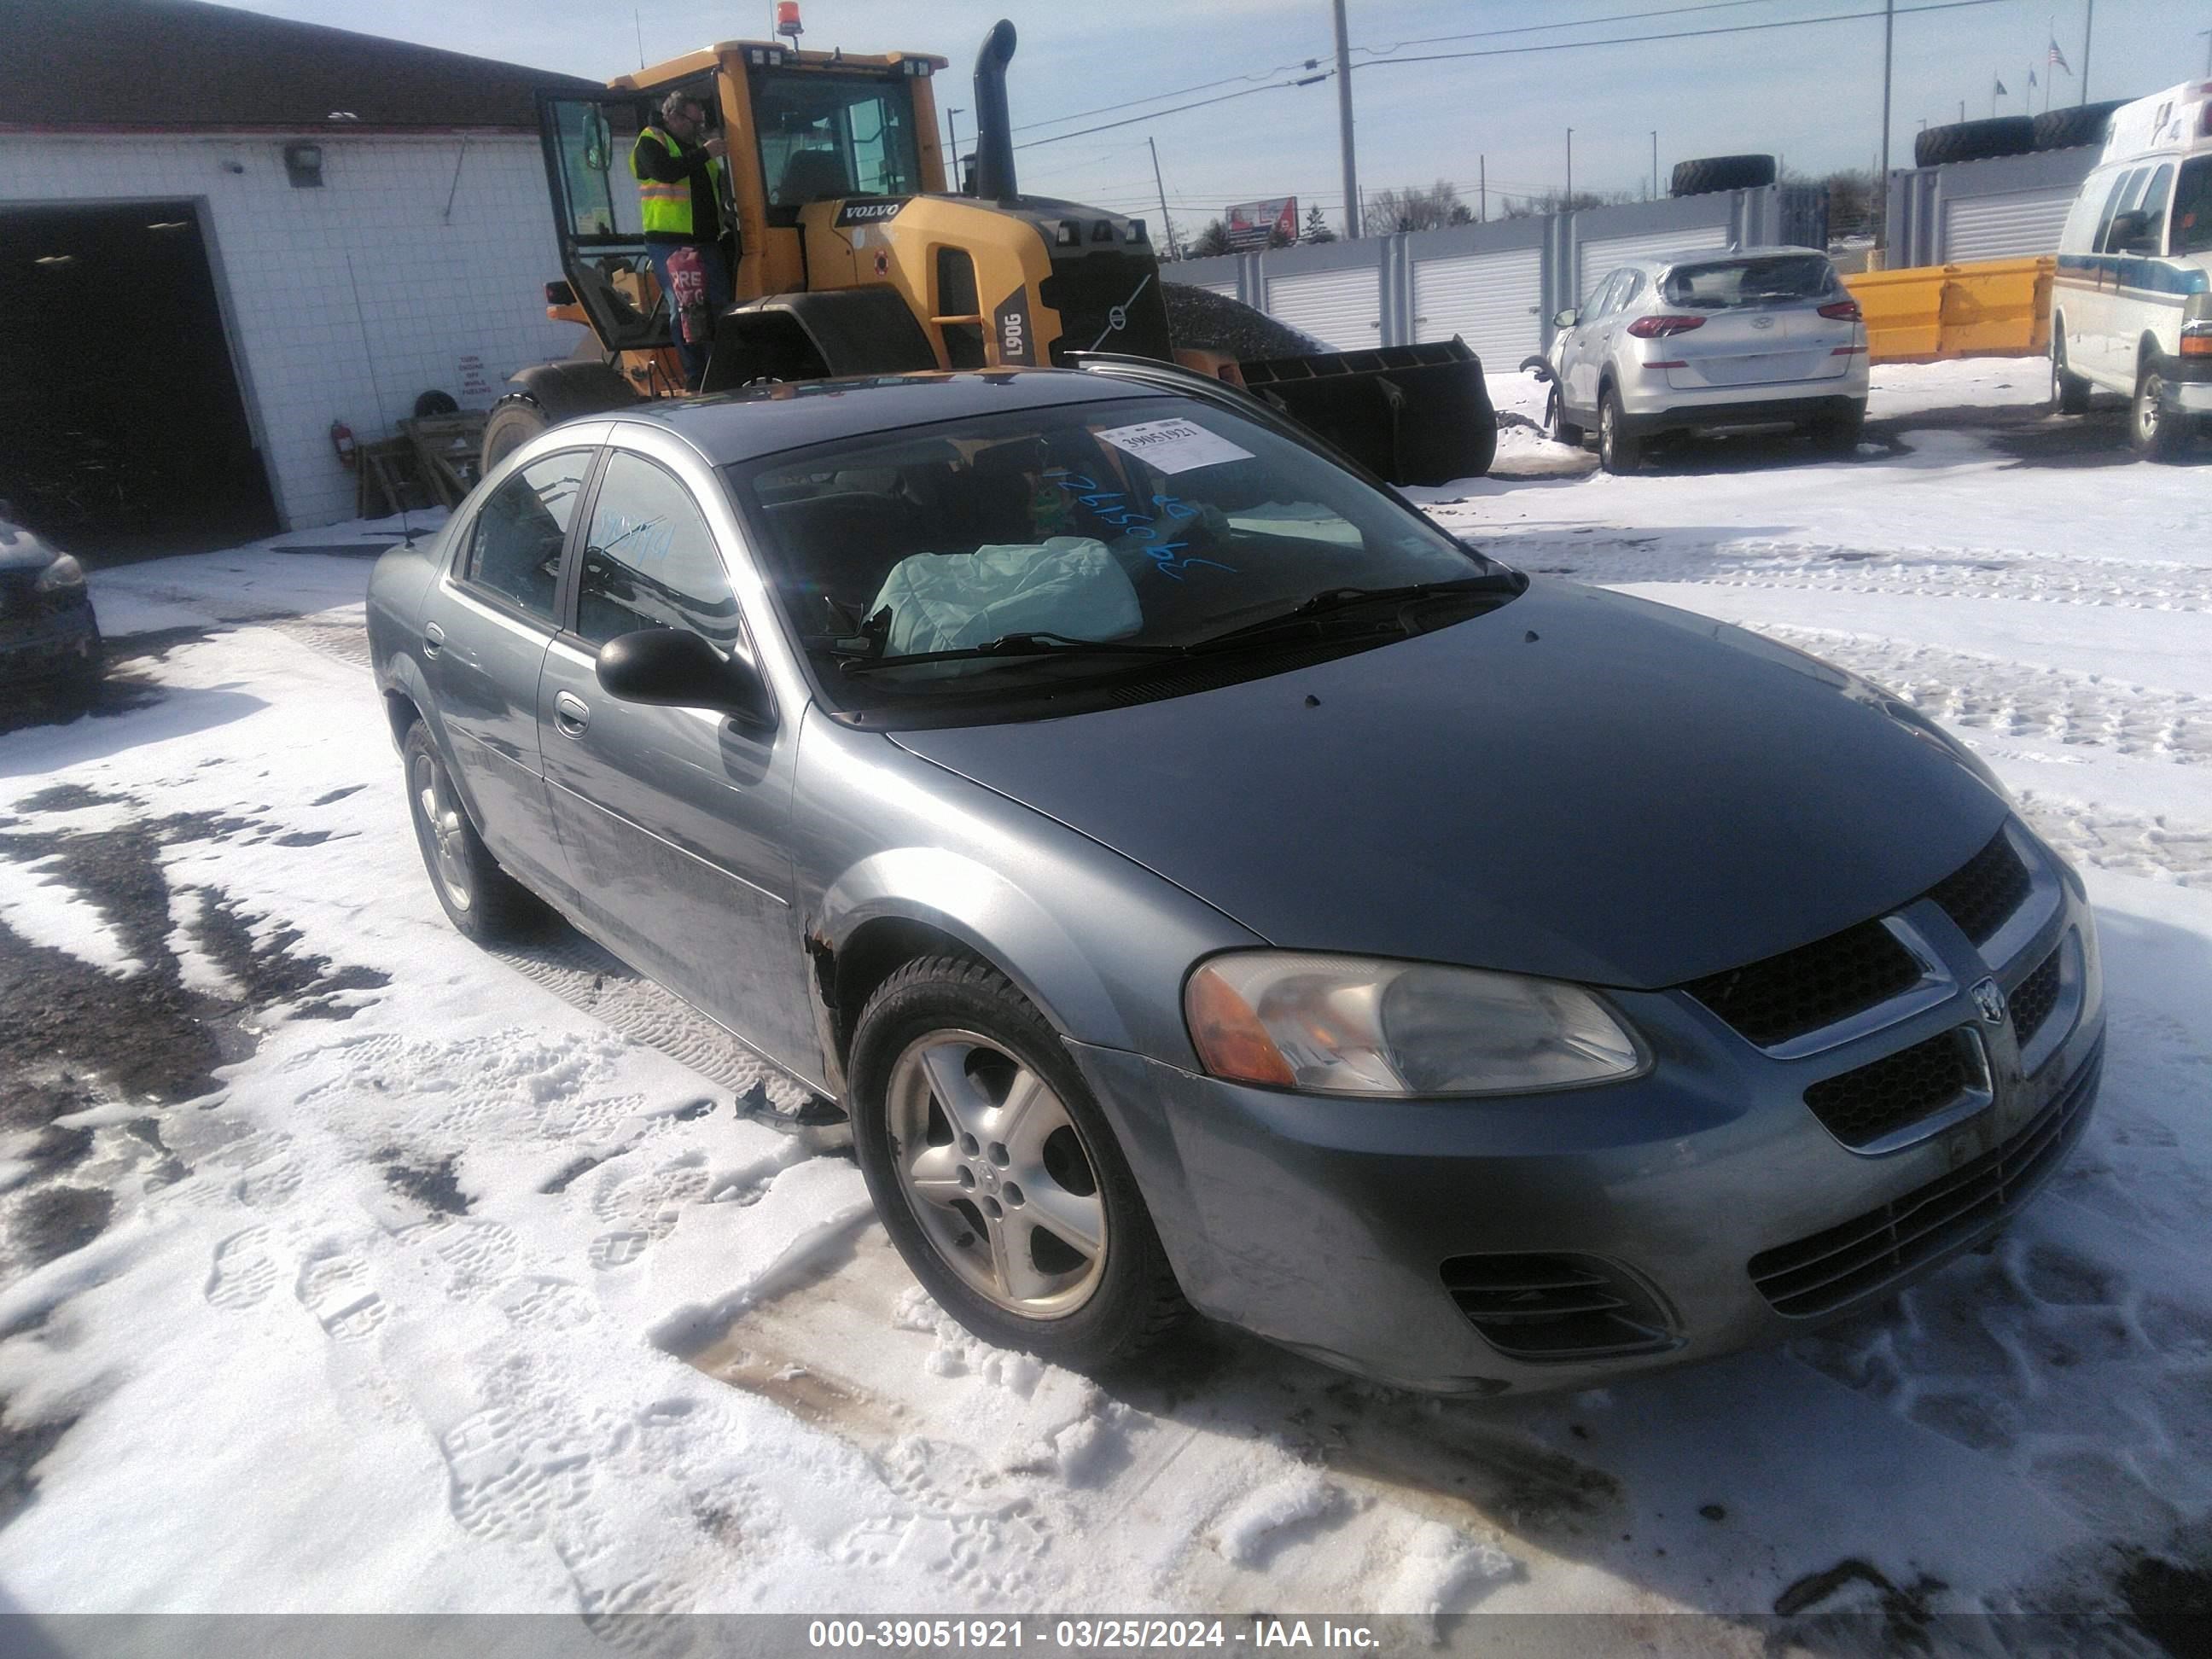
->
<box><xmin>888</xmin><ymin>579</ymin><xmax>2007</xmax><ymax>989</ymax></box>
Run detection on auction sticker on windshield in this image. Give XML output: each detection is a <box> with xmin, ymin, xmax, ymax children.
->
<box><xmin>1094</xmin><ymin>418</ymin><xmax>1254</xmax><ymax>474</ymax></box>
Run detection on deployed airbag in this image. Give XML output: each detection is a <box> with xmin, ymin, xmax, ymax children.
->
<box><xmin>870</xmin><ymin>538</ymin><xmax>1141</xmax><ymax>656</ymax></box>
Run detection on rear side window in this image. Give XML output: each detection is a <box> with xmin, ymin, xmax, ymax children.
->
<box><xmin>1661</xmin><ymin>254</ymin><xmax>1835</xmax><ymax>308</ymax></box>
<box><xmin>463</xmin><ymin>451</ymin><xmax>590</xmax><ymax>623</ymax></box>
<box><xmin>573</xmin><ymin>451</ymin><xmax>743</xmax><ymax>650</ymax></box>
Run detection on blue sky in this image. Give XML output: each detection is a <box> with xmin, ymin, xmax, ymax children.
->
<box><xmin>230</xmin><ymin>0</ymin><xmax>2190</xmax><ymax>230</ymax></box>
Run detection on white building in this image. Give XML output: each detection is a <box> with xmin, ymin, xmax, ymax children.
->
<box><xmin>0</xmin><ymin>0</ymin><xmax>604</xmax><ymax>543</ymax></box>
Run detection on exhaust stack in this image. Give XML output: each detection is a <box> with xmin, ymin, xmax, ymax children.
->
<box><xmin>972</xmin><ymin>19</ymin><xmax>1018</xmax><ymax>201</ymax></box>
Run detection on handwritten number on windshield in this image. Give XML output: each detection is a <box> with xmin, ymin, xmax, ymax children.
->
<box><xmin>1043</xmin><ymin>471</ymin><xmax>1235</xmax><ymax>582</ymax></box>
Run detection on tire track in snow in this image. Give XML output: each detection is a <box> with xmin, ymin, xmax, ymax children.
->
<box><xmin>1486</xmin><ymin>535</ymin><xmax>2212</xmax><ymax>614</ymax></box>
<box><xmin>1753</xmin><ymin>626</ymin><xmax>2212</xmax><ymax>768</ymax></box>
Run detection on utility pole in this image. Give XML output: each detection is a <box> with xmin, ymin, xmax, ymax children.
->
<box><xmin>1333</xmin><ymin>0</ymin><xmax>1359</xmax><ymax>238</ymax></box>
<box><xmin>945</xmin><ymin>107</ymin><xmax>964</xmax><ymax>183</ymax></box>
<box><xmin>2199</xmin><ymin>27</ymin><xmax>2212</xmax><ymax>79</ymax></box>
<box><xmin>1650</xmin><ymin>131</ymin><xmax>1659</xmax><ymax>199</ymax></box>
<box><xmin>1565</xmin><ymin>127</ymin><xmax>1573</xmax><ymax>208</ymax></box>
<box><xmin>1147</xmin><ymin>136</ymin><xmax>1179</xmax><ymax>259</ymax></box>
<box><xmin>2079</xmin><ymin>0</ymin><xmax>2093</xmax><ymax>103</ymax></box>
<box><xmin>1877</xmin><ymin>0</ymin><xmax>1894</xmax><ymax>247</ymax></box>
<box><xmin>1479</xmin><ymin>154</ymin><xmax>1486</xmax><ymax>223</ymax></box>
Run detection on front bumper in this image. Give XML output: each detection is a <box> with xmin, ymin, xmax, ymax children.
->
<box><xmin>0</xmin><ymin>593</ymin><xmax>98</xmax><ymax>686</ymax></box>
<box><xmin>1070</xmin><ymin>831</ymin><xmax>2104</xmax><ymax>1395</ymax></box>
<box><xmin>1618</xmin><ymin>389</ymin><xmax>1864</xmax><ymax>438</ymax></box>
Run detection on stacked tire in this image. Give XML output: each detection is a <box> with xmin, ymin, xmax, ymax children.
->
<box><xmin>1912</xmin><ymin>117</ymin><xmax>2036</xmax><ymax>167</ymax></box>
<box><xmin>1669</xmin><ymin>154</ymin><xmax>1776</xmax><ymax>197</ymax></box>
<box><xmin>2033</xmin><ymin>100</ymin><xmax>2128</xmax><ymax>152</ymax></box>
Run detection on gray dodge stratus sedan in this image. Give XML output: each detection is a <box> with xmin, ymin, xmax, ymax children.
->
<box><xmin>367</xmin><ymin>364</ymin><xmax>2104</xmax><ymax>1394</ymax></box>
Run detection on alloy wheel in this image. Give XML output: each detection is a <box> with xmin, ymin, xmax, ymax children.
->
<box><xmin>884</xmin><ymin>1028</ymin><xmax>1107</xmax><ymax>1318</ymax></box>
<box><xmin>411</xmin><ymin>751</ymin><xmax>474</xmax><ymax>912</ymax></box>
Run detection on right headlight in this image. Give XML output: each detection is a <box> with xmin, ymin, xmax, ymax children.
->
<box><xmin>1185</xmin><ymin>952</ymin><xmax>1648</xmax><ymax>1098</ymax></box>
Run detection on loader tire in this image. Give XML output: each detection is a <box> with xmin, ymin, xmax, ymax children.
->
<box><xmin>2032</xmin><ymin>102</ymin><xmax>2127</xmax><ymax>152</ymax></box>
<box><xmin>480</xmin><ymin>394</ymin><xmax>550</xmax><ymax>472</ymax></box>
<box><xmin>1914</xmin><ymin>116</ymin><xmax>2035</xmax><ymax>167</ymax></box>
<box><xmin>1669</xmin><ymin>154</ymin><xmax>1777</xmax><ymax>196</ymax></box>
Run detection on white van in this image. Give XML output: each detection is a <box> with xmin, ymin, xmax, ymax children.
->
<box><xmin>2048</xmin><ymin>80</ymin><xmax>2212</xmax><ymax>458</ymax></box>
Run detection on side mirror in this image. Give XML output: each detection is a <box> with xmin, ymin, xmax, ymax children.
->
<box><xmin>1552</xmin><ymin>308</ymin><xmax>1580</xmax><ymax>329</ymax></box>
<box><xmin>596</xmin><ymin>627</ymin><xmax>772</xmax><ymax>725</ymax></box>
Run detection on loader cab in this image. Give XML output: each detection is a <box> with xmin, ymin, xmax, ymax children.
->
<box><xmin>540</xmin><ymin>44</ymin><xmax>947</xmax><ymax>371</ymax></box>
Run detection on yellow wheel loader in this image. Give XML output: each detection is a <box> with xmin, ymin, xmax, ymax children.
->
<box><xmin>492</xmin><ymin>20</ymin><xmax>1496</xmax><ymax>485</ymax></box>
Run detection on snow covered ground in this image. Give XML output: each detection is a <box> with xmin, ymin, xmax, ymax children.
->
<box><xmin>0</xmin><ymin>361</ymin><xmax>2206</xmax><ymax>1645</ymax></box>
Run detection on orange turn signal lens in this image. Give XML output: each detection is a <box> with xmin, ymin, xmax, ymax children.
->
<box><xmin>2180</xmin><ymin>332</ymin><xmax>2212</xmax><ymax>357</ymax></box>
<box><xmin>1185</xmin><ymin>963</ymin><xmax>1295</xmax><ymax>1086</ymax></box>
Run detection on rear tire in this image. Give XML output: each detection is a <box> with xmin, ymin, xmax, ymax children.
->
<box><xmin>1810</xmin><ymin>403</ymin><xmax>1866</xmax><ymax>457</ymax></box>
<box><xmin>2051</xmin><ymin>334</ymin><xmax>2091</xmax><ymax>415</ymax></box>
<box><xmin>480</xmin><ymin>394</ymin><xmax>550</xmax><ymax>473</ymax></box>
<box><xmin>401</xmin><ymin>721</ymin><xmax>542</xmax><ymax>942</ymax></box>
<box><xmin>1598</xmin><ymin>387</ymin><xmax>1640</xmax><ymax>474</ymax></box>
<box><xmin>2132</xmin><ymin>358</ymin><xmax>2188</xmax><ymax>463</ymax></box>
<box><xmin>848</xmin><ymin>954</ymin><xmax>1191</xmax><ymax>1373</ymax></box>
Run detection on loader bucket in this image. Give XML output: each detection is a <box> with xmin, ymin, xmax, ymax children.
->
<box><xmin>1234</xmin><ymin>339</ymin><xmax>1497</xmax><ymax>486</ymax></box>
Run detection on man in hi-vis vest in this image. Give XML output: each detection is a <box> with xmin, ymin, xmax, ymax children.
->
<box><xmin>632</xmin><ymin>90</ymin><xmax>731</xmax><ymax>390</ymax></box>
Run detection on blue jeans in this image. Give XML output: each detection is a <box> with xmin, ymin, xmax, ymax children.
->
<box><xmin>647</xmin><ymin>241</ymin><xmax>732</xmax><ymax>390</ymax></box>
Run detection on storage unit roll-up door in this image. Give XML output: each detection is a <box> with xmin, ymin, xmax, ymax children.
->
<box><xmin>1265</xmin><ymin>268</ymin><xmax>1382</xmax><ymax>350</ymax></box>
<box><xmin>1411</xmin><ymin>247</ymin><xmax>1542</xmax><ymax>364</ymax></box>
<box><xmin>1577</xmin><ymin>225</ymin><xmax>1729</xmax><ymax>300</ymax></box>
<box><xmin>1944</xmin><ymin>188</ymin><xmax>2075</xmax><ymax>262</ymax></box>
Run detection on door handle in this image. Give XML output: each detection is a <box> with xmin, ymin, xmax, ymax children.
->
<box><xmin>553</xmin><ymin>690</ymin><xmax>591</xmax><ymax>735</ymax></box>
<box><xmin>422</xmin><ymin>621</ymin><xmax>445</xmax><ymax>658</ymax></box>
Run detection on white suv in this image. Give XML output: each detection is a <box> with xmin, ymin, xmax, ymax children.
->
<box><xmin>1539</xmin><ymin>245</ymin><xmax>1869</xmax><ymax>473</ymax></box>
<box><xmin>2048</xmin><ymin>80</ymin><xmax>2212</xmax><ymax>461</ymax></box>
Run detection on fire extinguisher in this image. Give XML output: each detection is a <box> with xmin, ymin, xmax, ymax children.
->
<box><xmin>330</xmin><ymin>419</ymin><xmax>358</xmax><ymax>470</ymax></box>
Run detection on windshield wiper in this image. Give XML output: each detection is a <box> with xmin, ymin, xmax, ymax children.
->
<box><xmin>1191</xmin><ymin>574</ymin><xmax>1519</xmax><ymax>653</ymax></box>
<box><xmin>836</xmin><ymin>632</ymin><xmax>1192</xmax><ymax>676</ymax></box>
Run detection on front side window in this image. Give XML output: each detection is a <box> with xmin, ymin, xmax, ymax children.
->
<box><xmin>752</xmin><ymin>69</ymin><xmax>922</xmax><ymax>224</ymax></box>
<box><xmin>1586</xmin><ymin>270</ymin><xmax>1629</xmax><ymax>313</ymax></box>
<box><xmin>2174</xmin><ymin>158</ymin><xmax>2212</xmax><ymax>254</ymax></box>
<box><xmin>1660</xmin><ymin>254</ymin><xmax>1837</xmax><ymax>308</ymax></box>
<box><xmin>574</xmin><ymin>451</ymin><xmax>742</xmax><ymax>649</ymax></box>
<box><xmin>2093</xmin><ymin>168</ymin><xmax>2145</xmax><ymax>253</ymax></box>
<box><xmin>463</xmin><ymin>451</ymin><xmax>590</xmax><ymax>623</ymax></box>
<box><xmin>731</xmin><ymin>395</ymin><xmax>1506</xmax><ymax>716</ymax></box>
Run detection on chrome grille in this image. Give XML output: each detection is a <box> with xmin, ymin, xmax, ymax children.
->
<box><xmin>1685</xmin><ymin>918</ymin><xmax>1921</xmax><ymax>1049</ymax></box>
<box><xmin>1749</xmin><ymin>1039</ymin><xmax>2101</xmax><ymax>1318</ymax></box>
<box><xmin>1802</xmin><ymin>1027</ymin><xmax>1976</xmax><ymax>1149</ymax></box>
<box><xmin>1926</xmin><ymin>829</ymin><xmax>2034</xmax><ymax>946</ymax></box>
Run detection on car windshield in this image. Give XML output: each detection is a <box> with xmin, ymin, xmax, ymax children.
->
<box><xmin>728</xmin><ymin>394</ymin><xmax>1497</xmax><ymax>713</ymax></box>
<box><xmin>1661</xmin><ymin>254</ymin><xmax>1836</xmax><ymax>308</ymax></box>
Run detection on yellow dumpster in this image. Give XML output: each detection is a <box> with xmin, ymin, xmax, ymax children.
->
<box><xmin>1843</xmin><ymin>256</ymin><xmax>2055</xmax><ymax>364</ymax></box>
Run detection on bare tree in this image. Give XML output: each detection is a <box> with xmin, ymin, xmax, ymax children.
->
<box><xmin>1365</xmin><ymin>178</ymin><xmax>1467</xmax><ymax>233</ymax></box>
<box><xmin>1499</xmin><ymin>188</ymin><xmax>1639</xmax><ymax>218</ymax></box>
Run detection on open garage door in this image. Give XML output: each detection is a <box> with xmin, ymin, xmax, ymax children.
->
<box><xmin>0</xmin><ymin>201</ymin><xmax>276</xmax><ymax>557</ymax></box>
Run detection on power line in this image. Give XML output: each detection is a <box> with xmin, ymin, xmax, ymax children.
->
<box><xmin>1356</xmin><ymin>0</ymin><xmax>2012</xmax><ymax>70</ymax></box>
<box><xmin>1351</xmin><ymin>0</ymin><xmax>1813</xmax><ymax>56</ymax></box>
<box><xmin>1011</xmin><ymin>78</ymin><xmax>1324</xmax><ymax>150</ymax></box>
<box><xmin>1010</xmin><ymin>60</ymin><xmax>1328</xmax><ymax>135</ymax></box>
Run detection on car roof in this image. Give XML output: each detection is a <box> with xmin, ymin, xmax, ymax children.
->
<box><xmin>1637</xmin><ymin>243</ymin><xmax>1829</xmax><ymax>271</ymax></box>
<box><xmin>612</xmin><ymin>368</ymin><xmax>1179</xmax><ymax>467</ymax></box>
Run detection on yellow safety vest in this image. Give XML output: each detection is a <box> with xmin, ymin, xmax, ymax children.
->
<box><xmin>632</xmin><ymin>127</ymin><xmax>724</xmax><ymax>237</ymax></box>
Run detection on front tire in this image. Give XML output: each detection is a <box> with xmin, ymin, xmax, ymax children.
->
<box><xmin>1547</xmin><ymin>386</ymin><xmax>1584</xmax><ymax>448</ymax></box>
<box><xmin>848</xmin><ymin>955</ymin><xmax>1190</xmax><ymax>1371</ymax></box>
<box><xmin>2132</xmin><ymin>358</ymin><xmax>2187</xmax><ymax>462</ymax></box>
<box><xmin>1598</xmin><ymin>387</ymin><xmax>1640</xmax><ymax>474</ymax></box>
<box><xmin>401</xmin><ymin>721</ymin><xmax>541</xmax><ymax>942</ymax></box>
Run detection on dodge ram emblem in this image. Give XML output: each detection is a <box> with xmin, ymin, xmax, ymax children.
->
<box><xmin>1971</xmin><ymin>978</ymin><xmax>2007</xmax><ymax>1024</ymax></box>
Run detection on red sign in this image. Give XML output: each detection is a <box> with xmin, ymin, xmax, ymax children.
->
<box><xmin>1225</xmin><ymin>196</ymin><xmax>1298</xmax><ymax>250</ymax></box>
